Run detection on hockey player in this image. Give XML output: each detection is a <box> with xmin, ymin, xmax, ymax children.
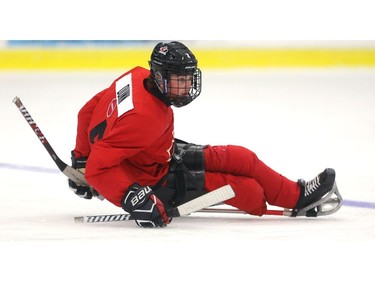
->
<box><xmin>69</xmin><ymin>41</ymin><xmax>340</xmax><ymax>228</ymax></box>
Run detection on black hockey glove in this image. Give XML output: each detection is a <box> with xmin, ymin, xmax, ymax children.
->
<box><xmin>122</xmin><ymin>183</ymin><xmax>171</xmax><ymax>228</ymax></box>
<box><xmin>68</xmin><ymin>151</ymin><xmax>93</xmax><ymax>200</ymax></box>
<box><xmin>68</xmin><ymin>179</ymin><xmax>93</xmax><ymax>199</ymax></box>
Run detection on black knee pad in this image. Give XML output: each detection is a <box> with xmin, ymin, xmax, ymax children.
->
<box><xmin>175</xmin><ymin>142</ymin><xmax>205</xmax><ymax>170</ymax></box>
<box><xmin>160</xmin><ymin>170</ymin><xmax>205</xmax><ymax>207</ymax></box>
<box><xmin>153</xmin><ymin>139</ymin><xmax>206</xmax><ymax>207</ymax></box>
<box><xmin>165</xmin><ymin>170</ymin><xmax>205</xmax><ymax>191</ymax></box>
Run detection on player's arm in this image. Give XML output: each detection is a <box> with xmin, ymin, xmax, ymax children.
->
<box><xmin>69</xmin><ymin>89</ymin><xmax>109</xmax><ymax>199</ymax></box>
<box><xmin>84</xmin><ymin>113</ymin><xmax>161</xmax><ymax>205</ymax></box>
<box><xmin>73</xmin><ymin>89</ymin><xmax>108</xmax><ymax>158</ymax></box>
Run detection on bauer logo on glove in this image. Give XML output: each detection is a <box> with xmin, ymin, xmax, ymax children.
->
<box><xmin>122</xmin><ymin>183</ymin><xmax>171</xmax><ymax>228</ymax></box>
<box><xmin>129</xmin><ymin>186</ymin><xmax>152</xmax><ymax>207</ymax></box>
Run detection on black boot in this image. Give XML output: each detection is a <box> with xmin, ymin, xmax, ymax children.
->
<box><xmin>292</xmin><ymin>168</ymin><xmax>336</xmax><ymax>216</ymax></box>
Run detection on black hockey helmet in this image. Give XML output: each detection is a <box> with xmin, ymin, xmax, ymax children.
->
<box><xmin>149</xmin><ymin>41</ymin><xmax>202</xmax><ymax>107</ymax></box>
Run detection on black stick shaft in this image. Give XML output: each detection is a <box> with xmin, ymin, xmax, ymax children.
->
<box><xmin>12</xmin><ymin>96</ymin><xmax>67</xmax><ymax>172</ymax></box>
<box><xmin>12</xmin><ymin>96</ymin><xmax>96</xmax><ymax>190</ymax></box>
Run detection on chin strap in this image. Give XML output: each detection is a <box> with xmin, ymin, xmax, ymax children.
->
<box><xmin>144</xmin><ymin>76</ymin><xmax>172</xmax><ymax>106</ymax></box>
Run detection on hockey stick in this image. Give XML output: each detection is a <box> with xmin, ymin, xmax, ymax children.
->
<box><xmin>74</xmin><ymin>184</ymin><xmax>235</xmax><ymax>223</ymax></box>
<box><xmin>75</xmin><ymin>184</ymin><xmax>343</xmax><ymax>223</ymax></box>
<box><xmin>12</xmin><ymin>96</ymin><xmax>103</xmax><ymax>200</ymax></box>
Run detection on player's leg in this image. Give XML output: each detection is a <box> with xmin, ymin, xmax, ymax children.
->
<box><xmin>204</xmin><ymin>145</ymin><xmax>337</xmax><ymax>212</ymax></box>
<box><xmin>205</xmin><ymin>172</ymin><xmax>267</xmax><ymax>216</ymax></box>
<box><xmin>204</xmin><ymin>145</ymin><xmax>300</xmax><ymax>209</ymax></box>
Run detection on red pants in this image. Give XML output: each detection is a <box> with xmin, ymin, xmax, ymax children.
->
<box><xmin>204</xmin><ymin>145</ymin><xmax>300</xmax><ymax>216</ymax></box>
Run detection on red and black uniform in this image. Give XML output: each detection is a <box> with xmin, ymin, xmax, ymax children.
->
<box><xmin>73</xmin><ymin>66</ymin><xmax>301</xmax><ymax>215</ymax></box>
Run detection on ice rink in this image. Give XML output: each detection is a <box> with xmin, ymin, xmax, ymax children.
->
<box><xmin>1</xmin><ymin>68</ymin><xmax>374</xmax><ymax>280</ymax></box>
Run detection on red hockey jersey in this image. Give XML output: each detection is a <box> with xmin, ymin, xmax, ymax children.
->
<box><xmin>73</xmin><ymin>67</ymin><xmax>174</xmax><ymax>206</ymax></box>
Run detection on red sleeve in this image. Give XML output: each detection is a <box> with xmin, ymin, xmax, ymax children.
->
<box><xmin>73</xmin><ymin>89</ymin><xmax>107</xmax><ymax>158</ymax></box>
<box><xmin>85</xmin><ymin>111</ymin><xmax>164</xmax><ymax>206</ymax></box>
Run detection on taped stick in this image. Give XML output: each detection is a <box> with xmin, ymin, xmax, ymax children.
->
<box><xmin>75</xmin><ymin>196</ymin><xmax>342</xmax><ymax>224</ymax></box>
<box><xmin>75</xmin><ymin>184</ymin><xmax>235</xmax><ymax>223</ymax></box>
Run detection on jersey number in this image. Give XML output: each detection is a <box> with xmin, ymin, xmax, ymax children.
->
<box><xmin>89</xmin><ymin>120</ymin><xmax>107</xmax><ymax>144</ymax></box>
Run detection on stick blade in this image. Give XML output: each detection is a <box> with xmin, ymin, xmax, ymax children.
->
<box><xmin>176</xmin><ymin>184</ymin><xmax>235</xmax><ymax>217</ymax></box>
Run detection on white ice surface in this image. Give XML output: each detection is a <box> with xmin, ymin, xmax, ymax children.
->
<box><xmin>1</xmin><ymin>69</ymin><xmax>374</xmax><ymax>280</ymax></box>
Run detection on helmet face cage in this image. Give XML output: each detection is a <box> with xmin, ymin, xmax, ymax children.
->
<box><xmin>149</xmin><ymin>42</ymin><xmax>202</xmax><ymax>107</ymax></box>
<box><xmin>160</xmin><ymin>67</ymin><xmax>202</xmax><ymax>108</ymax></box>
